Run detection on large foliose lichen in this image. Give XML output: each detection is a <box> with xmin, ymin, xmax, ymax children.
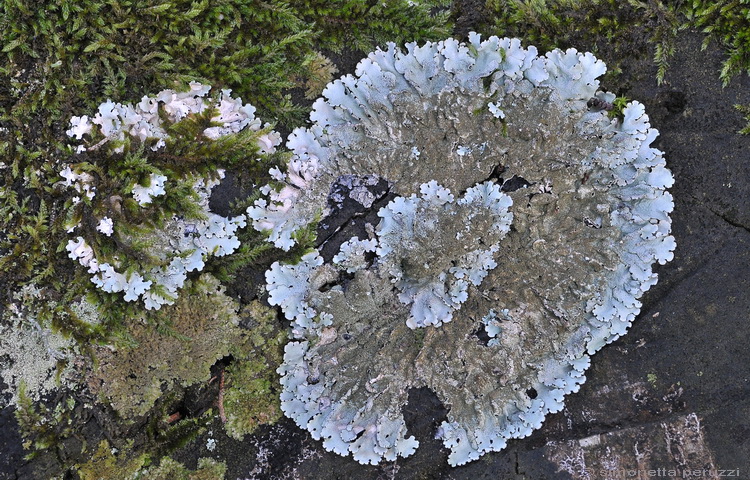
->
<box><xmin>255</xmin><ymin>33</ymin><xmax>675</xmax><ymax>466</ymax></box>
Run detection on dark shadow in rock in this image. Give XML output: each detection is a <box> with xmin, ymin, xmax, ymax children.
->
<box><xmin>501</xmin><ymin>175</ymin><xmax>532</xmax><ymax>192</ymax></box>
<box><xmin>208</xmin><ymin>169</ymin><xmax>253</xmax><ymax>218</ymax></box>
<box><xmin>316</xmin><ymin>175</ymin><xmax>395</xmax><ymax>263</ymax></box>
<box><xmin>403</xmin><ymin>387</ymin><xmax>449</xmax><ymax>448</ymax></box>
<box><xmin>453</xmin><ymin>0</ymin><xmax>489</xmax><ymax>40</ymax></box>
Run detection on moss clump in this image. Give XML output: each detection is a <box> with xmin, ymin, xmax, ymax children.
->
<box><xmin>482</xmin><ymin>0</ymin><xmax>682</xmax><ymax>83</ymax></box>
<box><xmin>690</xmin><ymin>0</ymin><xmax>750</xmax><ymax>85</ymax></box>
<box><xmin>0</xmin><ymin>0</ymin><xmax>452</xmax><ymax>343</ymax></box>
<box><xmin>85</xmin><ymin>273</ymin><xmax>286</xmax><ymax>439</ymax></box>
<box><xmin>75</xmin><ymin>439</ymin><xmax>225</xmax><ymax>480</ymax></box>
<box><xmin>86</xmin><ymin>274</ymin><xmax>254</xmax><ymax>419</ymax></box>
<box><xmin>222</xmin><ymin>302</ymin><xmax>286</xmax><ymax>440</ymax></box>
<box><xmin>483</xmin><ymin>0</ymin><xmax>750</xmax><ymax>87</ymax></box>
<box><xmin>293</xmin><ymin>51</ymin><xmax>339</xmax><ymax>100</ymax></box>
<box><xmin>14</xmin><ymin>384</ymin><xmax>76</xmax><ymax>458</ymax></box>
<box><xmin>0</xmin><ymin>0</ymin><xmax>450</xmax><ymax>127</ymax></box>
<box><xmin>735</xmin><ymin>103</ymin><xmax>750</xmax><ymax>134</ymax></box>
<box><xmin>607</xmin><ymin>95</ymin><xmax>632</xmax><ymax>120</ymax></box>
<box><xmin>75</xmin><ymin>440</ymin><xmax>148</xmax><ymax>480</ymax></box>
<box><xmin>287</xmin><ymin>0</ymin><xmax>452</xmax><ymax>54</ymax></box>
<box><xmin>136</xmin><ymin>456</ymin><xmax>227</xmax><ymax>480</ymax></box>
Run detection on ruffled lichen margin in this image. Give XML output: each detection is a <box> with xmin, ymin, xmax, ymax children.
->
<box><xmin>61</xmin><ymin>83</ymin><xmax>280</xmax><ymax>310</ymax></box>
<box><xmin>253</xmin><ymin>33</ymin><xmax>675</xmax><ymax>466</ymax></box>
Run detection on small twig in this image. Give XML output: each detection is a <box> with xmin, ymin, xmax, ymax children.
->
<box><xmin>389</xmin><ymin>458</ymin><xmax>399</xmax><ymax>480</ymax></box>
<box><xmin>86</xmin><ymin>134</ymin><xmax>116</xmax><ymax>151</ymax></box>
<box><xmin>218</xmin><ymin>369</ymin><xmax>227</xmax><ymax>423</ymax></box>
<box><xmin>167</xmin><ymin>411</ymin><xmax>182</xmax><ymax>424</ymax></box>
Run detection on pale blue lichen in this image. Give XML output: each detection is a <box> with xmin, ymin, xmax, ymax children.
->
<box><xmin>332</xmin><ymin>237</ymin><xmax>378</xmax><ymax>274</ymax></box>
<box><xmin>255</xmin><ymin>33</ymin><xmax>675</xmax><ymax>466</ymax></box>
<box><xmin>62</xmin><ymin>84</ymin><xmax>279</xmax><ymax>309</ymax></box>
<box><xmin>63</xmin><ymin>171</ymin><xmax>247</xmax><ymax>310</ymax></box>
<box><xmin>375</xmin><ymin>181</ymin><xmax>512</xmax><ymax>328</ymax></box>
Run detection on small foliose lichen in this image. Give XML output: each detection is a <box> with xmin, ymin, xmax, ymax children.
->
<box><xmin>255</xmin><ymin>33</ymin><xmax>675</xmax><ymax>466</ymax></box>
<box><xmin>61</xmin><ymin>83</ymin><xmax>280</xmax><ymax>309</ymax></box>
<box><xmin>66</xmin><ymin>82</ymin><xmax>280</xmax><ymax>154</ymax></box>
<box><xmin>375</xmin><ymin>180</ymin><xmax>513</xmax><ymax>328</ymax></box>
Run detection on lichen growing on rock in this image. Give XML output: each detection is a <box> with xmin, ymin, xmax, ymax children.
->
<box><xmin>61</xmin><ymin>83</ymin><xmax>280</xmax><ymax>310</ymax></box>
<box><xmin>0</xmin><ymin>285</ymin><xmax>89</xmax><ymax>407</ymax></box>
<box><xmin>255</xmin><ymin>33</ymin><xmax>675</xmax><ymax>466</ymax></box>
<box><xmin>375</xmin><ymin>180</ymin><xmax>513</xmax><ymax>328</ymax></box>
<box><xmin>136</xmin><ymin>456</ymin><xmax>227</xmax><ymax>480</ymax></box>
<box><xmin>64</xmin><ymin>170</ymin><xmax>247</xmax><ymax>310</ymax></box>
<box><xmin>85</xmin><ymin>274</ymin><xmax>242</xmax><ymax>418</ymax></box>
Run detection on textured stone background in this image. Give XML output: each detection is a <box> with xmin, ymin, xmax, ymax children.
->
<box><xmin>1</xmin><ymin>22</ymin><xmax>748</xmax><ymax>480</ymax></box>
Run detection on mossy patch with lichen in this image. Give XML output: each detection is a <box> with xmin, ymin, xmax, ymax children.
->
<box><xmin>482</xmin><ymin>0</ymin><xmax>683</xmax><ymax>85</ymax></box>
<box><xmin>75</xmin><ymin>440</ymin><xmax>148</xmax><ymax>480</ymax></box>
<box><xmin>483</xmin><ymin>0</ymin><xmax>750</xmax><ymax>87</ymax></box>
<box><xmin>0</xmin><ymin>0</ymin><xmax>452</xmax><ymax>342</ymax></box>
<box><xmin>137</xmin><ymin>456</ymin><xmax>227</xmax><ymax>480</ymax></box>
<box><xmin>85</xmin><ymin>274</ymin><xmax>281</xmax><ymax>422</ymax></box>
<box><xmin>0</xmin><ymin>0</ymin><xmax>453</xmax><ymax>476</ymax></box>
<box><xmin>14</xmin><ymin>385</ymin><xmax>76</xmax><ymax>458</ymax></box>
<box><xmin>222</xmin><ymin>302</ymin><xmax>286</xmax><ymax>440</ymax></box>
<box><xmin>75</xmin><ymin>439</ymin><xmax>226</xmax><ymax>480</ymax></box>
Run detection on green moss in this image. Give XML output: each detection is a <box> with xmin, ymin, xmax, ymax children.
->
<box><xmin>607</xmin><ymin>96</ymin><xmax>632</xmax><ymax>120</ymax></box>
<box><xmin>205</xmin><ymin>192</ymin><xmax>277</xmax><ymax>285</ymax></box>
<box><xmin>483</xmin><ymin>0</ymin><xmax>750</xmax><ymax>87</ymax></box>
<box><xmin>293</xmin><ymin>51</ymin><xmax>339</xmax><ymax>100</ymax></box>
<box><xmin>482</xmin><ymin>0</ymin><xmax>682</xmax><ymax>84</ymax></box>
<box><xmin>14</xmin><ymin>384</ymin><xmax>75</xmax><ymax>459</ymax></box>
<box><xmin>0</xmin><ymin>3</ymin><xmax>454</xmax><ymax>476</ymax></box>
<box><xmin>56</xmin><ymin>95</ymin><xmax>280</xmax><ymax>299</ymax></box>
<box><xmin>75</xmin><ymin>440</ymin><xmax>147</xmax><ymax>480</ymax></box>
<box><xmin>145</xmin><ymin>399</ymin><xmax>212</xmax><ymax>459</ymax></box>
<box><xmin>74</xmin><ymin>440</ymin><xmax>225</xmax><ymax>480</ymax></box>
<box><xmin>690</xmin><ymin>0</ymin><xmax>750</xmax><ymax>85</ymax></box>
<box><xmin>86</xmin><ymin>274</ymin><xmax>246</xmax><ymax>418</ymax></box>
<box><xmin>83</xmin><ymin>273</ymin><xmax>286</xmax><ymax>441</ymax></box>
<box><xmin>136</xmin><ymin>456</ymin><xmax>226</xmax><ymax>480</ymax></box>
<box><xmin>0</xmin><ymin>0</ymin><xmax>452</xmax><ymax>340</ymax></box>
<box><xmin>222</xmin><ymin>302</ymin><xmax>287</xmax><ymax>440</ymax></box>
<box><xmin>735</xmin><ymin>104</ymin><xmax>750</xmax><ymax>134</ymax></box>
<box><xmin>412</xmin><ymin>326</ymin><xmax>426</xmax><ymax>351</ymax></box>
<box><xmin>287</xmin><ymin>0</ymin><xmax>452</xmax><ymax>54</ymax></box>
